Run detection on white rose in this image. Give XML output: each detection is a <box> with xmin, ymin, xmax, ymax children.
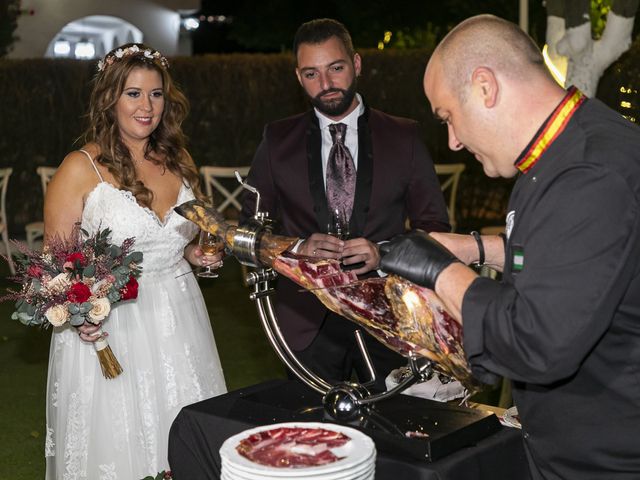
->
<box><xmin>47</xmin><ymin>273</ymin><xmax>71</xmax><ymax>293</ymax></box>
<box><xmin>45</xmin><ymin>304</ymin><xmax>69</xmax><ymax>327</ymax></box>
<box><xmin>88</xmin><ymin>298</ymin><xmax>111</xmax><ymax>323</ymax></box>
<box><xmin>91</xmin><ymin>279</ymin><xmax>108</xmax><ymax>295</ymax></box>
<box><xmin>114</xmin><ymin>48</ymin><xmax>125</xmax><ymax>58</ymax></box>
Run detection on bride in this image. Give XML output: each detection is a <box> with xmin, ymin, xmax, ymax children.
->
<box><xmin>43</xmin><ymin>43</ymin><xmax>227</xmax><ymax>479</ymax></box>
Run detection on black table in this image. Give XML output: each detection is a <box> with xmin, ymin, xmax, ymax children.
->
<box><xmin>169</xmin><ymin>380</ymin><xmax>529</xmax><ymax>480</ymax></box>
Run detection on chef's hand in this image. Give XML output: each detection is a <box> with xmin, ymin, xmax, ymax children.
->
<box><xmin>300</xmin><ymin>233</ymin><xmax>344</xmax><ymax>259</ymax></box>
<box><xmin>379</xmin><ymin>230</ymin><xmax>460</xmax><ymax>290</ymax></box>
<box><xmin>342</xmin><ymin>238</ymin><xmax>379</xmax><ymax>275</ymax></box>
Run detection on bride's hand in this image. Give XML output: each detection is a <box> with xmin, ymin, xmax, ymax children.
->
<box><xmin>76</xmin><ymin>321</ymin><xmax>104</xmax><ymax>343</ymax></box>
<box><xmin>184</xmin><ymin>243</ymin><xmax>224</xmax><ymax>268</ymax></box>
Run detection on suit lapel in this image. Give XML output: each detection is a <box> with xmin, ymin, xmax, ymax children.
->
<box><xmin>306</xmin><ymin>111</ymin><xmax>329</xmax><ymax>232</ymax></box>
<box><xmin>351</xmin><ymin>107</ymin><xmax>373</xmax><ymax>237</ymax></box>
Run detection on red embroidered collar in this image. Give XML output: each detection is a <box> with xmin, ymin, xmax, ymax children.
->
<box><xmin>514</xmin><ymin>86</ymin><xmax>586</xmax><ymax>174</ymax></box>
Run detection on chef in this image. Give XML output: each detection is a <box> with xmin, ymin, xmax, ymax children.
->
<box><xmin>380</xmin><ymin>14</ymin><xmax>640</xmax><ymax>480</ymax></box>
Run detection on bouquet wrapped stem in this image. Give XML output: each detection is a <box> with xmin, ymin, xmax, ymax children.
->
<box><xmin>93</xmin><ymin>329</ymin><xmax>123</xmax><ymax>379</ymax></box>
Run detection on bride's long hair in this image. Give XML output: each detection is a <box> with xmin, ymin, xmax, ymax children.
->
<box><xmin>83</xmin><ymin>43</ymin><xmax>205</xmax><ymax>207</ymax></box>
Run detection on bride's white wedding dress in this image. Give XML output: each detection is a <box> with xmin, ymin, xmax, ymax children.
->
<box><xmin>45</xmin><ymin>153</ymin><xmax>227</xmax><ymax>480</ymax></box>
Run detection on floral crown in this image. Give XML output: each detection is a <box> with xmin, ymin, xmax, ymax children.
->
<box><xmin>97</xmin><ymin>44</ymin><xmax>169</xmax><ymax>72</ymax></box>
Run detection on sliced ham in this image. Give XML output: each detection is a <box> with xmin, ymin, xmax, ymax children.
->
<box><xmin>236</xmin><ymin>427</ymin><xmax>350</xmax><ymax>468</ymax></box>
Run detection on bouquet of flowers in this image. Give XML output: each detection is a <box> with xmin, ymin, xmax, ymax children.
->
<box><xmin>2</xmin><ymin>224</ymin><xmax>142</xmax><ymax>379</ymax></box>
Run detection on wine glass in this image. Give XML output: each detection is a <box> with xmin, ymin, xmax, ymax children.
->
<box><xmin>327</xmin><ymin>208</ymin><xmax>350</xmax><ymax>240</ymax></box>
<box><xmin>197</xmin><ymin>230</ymin><xmax>224</xmax><ymax>278</ymax></box>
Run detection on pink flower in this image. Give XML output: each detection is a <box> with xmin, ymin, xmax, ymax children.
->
<box><xmin>27</xmin><ymin>265</ymin><xmax>43</xmax><ymax>278</ymax></box>
<box><xmin>66</xmin><ymin>282</ymin><xmax>91</xmax><ymax>303</ymax></box>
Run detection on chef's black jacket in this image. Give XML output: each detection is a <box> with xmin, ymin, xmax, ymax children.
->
<box><xmin>463</xmin><ymin>96</ymin><xmax>640</xmax><ymax>479</ymax></box>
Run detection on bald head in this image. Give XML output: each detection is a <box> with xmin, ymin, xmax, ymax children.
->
<box><xmin>431</xmin><ymin>14</ymin><xmax>550</xmax><ymax>101</ymax></box>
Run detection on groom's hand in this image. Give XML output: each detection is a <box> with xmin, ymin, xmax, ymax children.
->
<box><xmin>379</xmin><ymin>230</ymin><xmax>460</xmax><ymax>290</ymax></box>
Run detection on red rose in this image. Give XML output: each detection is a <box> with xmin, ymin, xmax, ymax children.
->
<box><xmin>65</xmin><ymin>252</ymin><xmax>87</xmax><ymax>267</ymax></box>
<box><xmin>27</xmin><ymin>265</ymin><xmax>43</xmax><ymax>278</ymax></box>
<box><xmin>66</xmin><ymin>282</ymin><xmax>91</xmax><ymax>303</ymax></box>
<box><xmin>120</xmin><ymin>276</ymin><xmax>139</xmax><ymax>300</ymax></box>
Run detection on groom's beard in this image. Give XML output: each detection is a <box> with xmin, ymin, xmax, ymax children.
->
<box><xmin>309</xmin><ymin>80</ymin><xmax>357</xmax><ymax>117</ymax></box>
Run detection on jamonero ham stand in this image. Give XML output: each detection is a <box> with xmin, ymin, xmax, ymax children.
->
<box><xmin>224</xmin><ymin>172</ymin><xmax>501</xmax><ymax>462</ymax></box>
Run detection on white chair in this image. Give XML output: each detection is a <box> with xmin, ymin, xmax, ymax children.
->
<box><xmin>25</xmin><ymin>166</ymin><xmax>57</xmax><ymax>250</ymax></box>
<box><xmin>199</xmin><ymin>166</ymin><xmax>251</xmax><ymax>284</ymax></box>
<box><xmin>0</xmin><ymin>168</ymin><xmax>15</xmax><ymax>274</ymax></box>
<box><xmin>435</xmin><ymin>163</ymin><xmax>466</xmax><ymax>232</ymax></box>
<box><xmin>200</xmin><ymin>166</ymin><xmax>251</xmax><ymax>216</ymax></box>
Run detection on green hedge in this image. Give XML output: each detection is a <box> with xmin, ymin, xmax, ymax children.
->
<box><xmin>1</xmin><ymin>47</ymin><xmax>638</xmax><ymax>234</ymax></box>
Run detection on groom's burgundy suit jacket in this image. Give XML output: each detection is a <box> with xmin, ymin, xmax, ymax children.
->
<box><xmin>241</xmin><ymin>106</ymin><xmax>450</xmax><ymax>351</ymax></box>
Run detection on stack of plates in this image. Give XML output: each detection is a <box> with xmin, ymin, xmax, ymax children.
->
<box><xmin>219</xmin><ymin>422</ymin><xmax>376</xmax><ymax>479</ymax></box>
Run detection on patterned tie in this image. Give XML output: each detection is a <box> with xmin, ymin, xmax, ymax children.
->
<box><xmin>325</xmin><ymin>123</ymin><xmax>356</xmax><ymax>220</ymax></box>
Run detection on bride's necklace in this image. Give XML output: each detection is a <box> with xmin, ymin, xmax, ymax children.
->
<box><xmin>131</xmin><ymin>153</ymin><xmax>145</xmax><ymax>165</ymax></box>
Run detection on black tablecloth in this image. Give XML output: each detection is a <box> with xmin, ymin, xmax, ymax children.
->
<box><xmin>168</xmin><ymin>380</ymin><xmax>529</xmax><ymax>480</ymax></box>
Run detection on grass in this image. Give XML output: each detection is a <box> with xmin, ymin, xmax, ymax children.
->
<box><xmin>0</xmin><ymin>259</ymin><xmax>286</xmax><ymax>480</ymax></box>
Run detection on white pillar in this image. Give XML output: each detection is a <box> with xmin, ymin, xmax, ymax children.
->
<box><xmin>519</xmin><ymin>0</ymin><xmax>529</xmax><ymax>33</ymax></box>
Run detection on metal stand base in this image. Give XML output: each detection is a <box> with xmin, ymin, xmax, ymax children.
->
<box><xmin>231</xmin><ymin>379</ymin><xmax>501</xmax><ymax>462</ymax></box>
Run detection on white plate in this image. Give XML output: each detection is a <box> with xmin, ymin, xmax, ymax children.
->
<box><xmin>221</xmin><ymin>464</ymin><xmax>375</xmax><ymax>480</ymax></box>
<box><xmin>219</xmin><ymin>422</ymin><xmax>376</xmax><ymax>477</ymax></box>
<box><xmin>222</xmin><ymin>464</ymin><xmax>375</xmax><ymax>480</ymax></box>
<box><xmin>222</xmin><ymin>457</ymin><xmax>375</xmax><ymax>480</ymax></box>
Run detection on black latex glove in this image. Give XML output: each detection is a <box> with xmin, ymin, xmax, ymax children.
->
<box><xmin>379</xmin><ymin>230</ymin><xmax>460</xmax><ymax>290</ymax></box>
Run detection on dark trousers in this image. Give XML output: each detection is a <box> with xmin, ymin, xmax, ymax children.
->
<box><xmin>289</xmin><ymin>311</ymin><xmax>407</xmax><ymax>392</ymax></box>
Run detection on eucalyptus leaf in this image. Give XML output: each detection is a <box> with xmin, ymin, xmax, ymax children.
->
<box><xmin>115</xmin><ymin>266</ymin><xmax>129</xmax><ymax>276</ymax></box>
<box><xmin>79</xmin><ymin>302</ymin><xmax>93</xmax><ymax>314</ymax></box>
<box><xmin>108</xmin><ymin>290</ymin><xmax>121</xmax><ymax>302</ymax></box>
<box><xmin>124</xmin><ymin>252</ymin><xmax>143</xmax><ymax>265</ymax></box>
<box><xmin>17</xmin><ymin>312</ymin><xmax>35</xmax><ymax>325</ymax></box>
<box><xmin>69</xmin><ymin>315</ymin><xmax>85</xmax><ymax>327</ymax></box>
<box><xmin>68</xmin><ymin>304</ymin><xmax>80</xmax><ymax>315</ymax></box>
<box><xmin>17</xmin><ymin>301</ymin><xmax>32</xmax><ymax>314</ymax></box>
<box><xmin>32</xmin><ymin>279</ymin><xmax>42</xmax><ymax>292</ymax></box>
<box><xmin>107</xmin><ymin>245</ymin><xmax>122</xmax><ymax>257</ymax></box>
<box><xmin>32</xmin><ymin>313</ymin><xmax>44</xmax><ymax>326</ymax></box>
<box><xmin>83</xmin><ymin>265</ymin><xmax>96</xmax><ymax>277</ymax></box>
<box><xmin>25</xmin><ymin>303</ymin><xmax>36</xmax><ymax>316</ymax></box>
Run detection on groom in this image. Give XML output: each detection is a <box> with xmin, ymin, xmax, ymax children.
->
<box><xmin>240</xmin><ymin>18</ymin><xmax>450</xmax><ymax>390</ymax></box>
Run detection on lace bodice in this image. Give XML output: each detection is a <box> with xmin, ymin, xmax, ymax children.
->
<box><xmin>81</xmin><ymin>182</ymin><xmax>198</xmax><ymax>274</ymax></box>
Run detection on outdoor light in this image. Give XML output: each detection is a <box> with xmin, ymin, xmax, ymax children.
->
<box><xmin>183</xmin><ymin>17</ymin><xmax>199</xmax><ymax>31</ymax></box>
<box><xmin>53</xmin><ymin>38</ymin><xmax>71</xmax><ymax>57</ymax></box>
<box><xmin>542</xmin><ymin>44</ymin><xmax>566</xmax><ymax>87</ymax></box>
<box><xmin>75</xmin><ymin>38</ymin><xmax>95</xmax><ymax>59</ymax></box>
